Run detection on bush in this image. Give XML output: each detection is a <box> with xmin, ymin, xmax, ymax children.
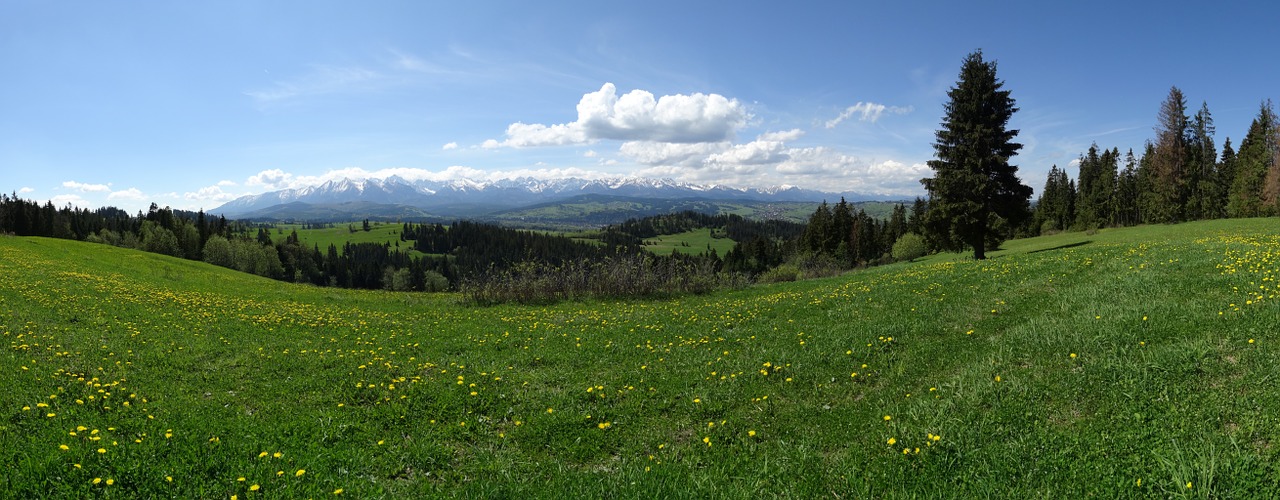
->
<box><xmin>891</xmin><ymin>233</ymin><xmax>928</xmax><ymax>262</ymax></box>
<box><xmin>758</xmin><ymin>264</ymin><xmax>799</xmax><ymax>283</ymax></box>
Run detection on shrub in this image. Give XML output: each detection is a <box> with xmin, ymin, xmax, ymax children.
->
<box><xmin>758</xmin><ymin>264</ymin><xmax>799</xmax><ymax>283</ymax></box>
<box><xmin>891</xmin><ymin>233</ymin><xmax>928</xmax><ymax>262</ymax></box>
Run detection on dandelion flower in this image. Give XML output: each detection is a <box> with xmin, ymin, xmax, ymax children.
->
<box><xmin>250</xmin><ymin>484</ymin><xmax>260</xmax><ymax>491</ymax></box>
<box><xmin>106</xmin><ymin>479</ymin><xmax>114</xmax><ymax>486</ymax></box>
<box><xmin>334</xmin><ymin>489</ymin><xmax>344</xmax><ymax>495</ymax></box>
<box><xmin>1070</xmin><ymin>353</ymin><xmax>1077</xmax><ymax>359</ymax></box>
<box><xmin>93</xmin><ymin>478</ymin><xmax>102</xmax><ymax>485</ymax></box>
<box><xmin>748</xmin><ymin>430</ymin><xmax>757</xmax><ymax>437</ymax></box>
<box><xmin>883</xmin><ymin>415</ymin><xmax>891</xmax><ymax>421</ymax></box>
<box><xmin>887</xmin><ymin>438</ymin><xmax>896</xmax><ymax>445</ymax></box>
<box><xmin>59</xmin><ymin>444</ymin><xmax>69</xmax><ymax>451</ymax></box>
<box><xmin>97</xmin><ymin>448</ymin><xmax>106</xmax><ymax>454</ymax></box>
<box><xmin>296</xmin><ymin>469</ymin><xmax>305</xmax><ymax>477</ymax></box>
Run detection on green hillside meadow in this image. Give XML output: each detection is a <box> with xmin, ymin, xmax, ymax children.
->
<box><xmin>3</xmin><ymin>219</ymin><xmax>1278</xmax><ymax>497</ymax></box>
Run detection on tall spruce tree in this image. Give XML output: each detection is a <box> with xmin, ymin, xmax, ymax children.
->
<box><xmin>1229</xmin><ymin>101</ymin><xmax>1278</xmax><ymax>217</ymax></box>
<box><xmin>1148</xmin><ymin>87</ymin><xmax>1189</xmax><ymax>223</ymax></box>
<box><xmin>1185</xmin><ymin>102</ymin><xmax>1217</xmax><ymax>219</ymax></box>
<box><xmin>921</xmin><ymin>50</ymin><xmax>1032</xmax><ymax>260</ymax></box>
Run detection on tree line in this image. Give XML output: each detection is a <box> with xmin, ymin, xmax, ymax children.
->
<box><xmin>1034</xmin><ymin>90</ymin><xmax>1280</xmax><ymax>233</ymax></box>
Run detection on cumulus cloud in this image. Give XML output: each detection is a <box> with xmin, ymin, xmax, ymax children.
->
<box><xmin>619</xmin><ymin>141</ymin><xmax>730</xmax><ymax>167</ymax></box>
<box><xmin>485</xmin><ymin>83</ymin><xmax>748</xmax><ymax>148</ymax></box>
<box><xmin>246</xmin><ymin>169</ymin><xmax>296</xmax><ymax>190</ymax></box>
<box><xmin>107</xmin><ymin>188</ymin><xmax>147</xmax><ymax>201</ymax></box>
<box><xmin>183</xmin><ymin>185</ymin><xmax>238</xmax><ymax>205</ymax></box>
<box><xmin>217</xmin><ymin>180</ymin><xmax>237</xmax><ymax>187</ymax></box>
<box><xmin>62</xmin><ymin>180</ymin><xmax>111</xmax><ymax>192</ymax></box>
<box><xmin>18</xmin><ymin>187</ymin><xmax>34</xmax><ymax>194</ymax></box>
<box><xmin>442</xmin><ymin>142</ymin><xmax>459</xmax><ymax>151</ymax></box>
<box><xmin>825</xmin><ymin>102</ymin><xmax>914</xmax><ymax>128</ymax></box>
<box><xmin>49</xmin><ymin>194</ymin><xmax>88</xmax><ymax>207</ymax></box>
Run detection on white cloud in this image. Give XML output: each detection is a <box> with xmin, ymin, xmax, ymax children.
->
<box><xmin>583</xmin><ymin>150</ymin><xmax>598</xmax><ymax>158</ymax></box>
<box><xmin>108</xmin><ymin>188</ymin><xmax>147</xmax><ymax>201</ymax></box>
<box><xmin>246</xmin><ymin>169</ymin><xmax>296</xmax><ymax>189</ymax></box>
<box><xmin>245</xmin><ymin>64</ymin><xmax>385</xmax><ymax>103</ymax></box>
<box><xmin>62</xmin><ymin>180</ymin><xmax>111</xmax><ymax>192</ymax></box>
<box><xmin>825</xmin><ymin>102</ymin><xmax>914</xmax><ymax>128</ymax></box>
<box><xmin>18</xmin><ymin>187</ymin><xmax>35</xmax><ymax>194</ymax></box>
<box><xmin>49</xmin><ymin>194</ymin><xmax>88</xmax><ymax>207</ymax></box>
<box><xmin>499</xmin><ymin>121</ymin><xmax>588</xmax><ymax>148</ymax></box>
<box><xmin>486</xmin><ymin>83</ymin><xmax>748</xmax><ymax>148</ymax></box>
<box><xmin>619</xmin><ymin>141</ymin><xmax>730</xmax><ymax>167</ymax></box>
<box><xmin>217</xmin><ymin>180</ymin><xmax>237</xmax><ymax>187</ymax></box>
<box><xmin>183</xmin><ymin>185</ymin><xmax>238</xmax><ymax>205</ymax></box>
<box><xmin>758</xmin><ymin>129</ymin><xmax>805</xmax><ymax>142</ymax></box>
<box><xmin>442</xmin><ymin>142</ymin><xmax>459</xmax><ymax>151</ymax></box>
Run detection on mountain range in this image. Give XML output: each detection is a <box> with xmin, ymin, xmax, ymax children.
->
<box><xmin>210</xmin><ymin>176</ymin><xmax>896</xmax><ymax>223</ymax></box>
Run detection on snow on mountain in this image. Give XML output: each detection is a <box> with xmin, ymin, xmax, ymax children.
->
<box><xmin>210</xmin><ymin>175</ymin><xmax>867</xmax><ymax>218</ymax></box>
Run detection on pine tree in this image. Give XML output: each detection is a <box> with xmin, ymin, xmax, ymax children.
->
<box><xmin>1148</xmin><ymin>87</ymin><xmax>1189</xmax><ymax>223</ymax></box>
<box><xmin>1215</xmin><ymin>139</ymin><xmax>1236</xmax><ymax>217</ymax></box>
<box><xmin>921</xmin><ymin>50</ymin><xmax>1032</xmax><ymax>260</ymax></box>
<box><xmin>1114</xmin><ymin>149</ymin><xmax>1140</xmax><ymax>226</ymax></box>
<box><xmin>1229</xmin><ymin>101</ymin><xmax>1279</xmax><ymax>217</ymax></box>
<box><xmin>1184</xmin><ymin>102</ymin><xmax>1217</xmax><ymax>219</ymax></box>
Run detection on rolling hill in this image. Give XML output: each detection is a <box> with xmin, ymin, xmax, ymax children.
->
<box><xmin>3</xmin><ymin>218</ymin><xmax>1277</xmax><ymax>496</ymax></box>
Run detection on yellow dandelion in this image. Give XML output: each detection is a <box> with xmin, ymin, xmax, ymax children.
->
<box><xmin>883</xmin><ymin>415</ymin><xmax>891</xmax><ymax>421</ymax></box>
<box><xmin>97</xmin><ymin>448</ymin><xmax>106</xmax><ymax>454</ymax></box>
<box><xmin>887</xmin><ymin>437</ymin><xmax>896</xmax><ymax>445</ymax></box>
<box><xmin>93</xmin><ymin>478</ymin><xmax>102</xmax><ymax>485</ymax></box>
<box><xmin>250</xmin><ymin>484</ymin><xmax>260</xmax><ymax>491</ymax></box>
<box><xmin>748</xmin><ymin>430</ymin><xmax>757</xmax><ymax>437</ymax></box>
<box><xmin>106</xmin><ymin>479</ymin><xmax>115</xmax><ymax>486</ymax></box>
<box><xmin>295</xmin><ymin>469</ymin><xmax>305</xmax><ymax>477</ymax></box>
<box><xmin>59</xmin><ymin>444</ymin><xmax>69</xmax><ymax>451</ymax></box>
<box><xmin>334</xmin><ymin>489</ymin><xmax>344</xmax><ymax>495</ymax></box>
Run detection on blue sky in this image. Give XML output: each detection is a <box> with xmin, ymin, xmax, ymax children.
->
<box><xmin>4</xmin><ymin>1</ymin><xmax>1279</xmax><ymax>213</ymax></box>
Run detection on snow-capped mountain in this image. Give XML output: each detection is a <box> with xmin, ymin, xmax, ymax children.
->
<box><xmin>210</xmin><ymin>176</ymin><xmax>880</xmax><ymax>219</ymax></box>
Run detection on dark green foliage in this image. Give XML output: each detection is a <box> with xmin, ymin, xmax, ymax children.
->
<box><xmin>1228</xmin><ymin>101</ymin><xmax>1278</xmax><ymax>217</ymax></box>
<box><xmin>921</xmin><ymin>50</ymin><xmax>1033</xmax><ymax>259</ymax></box>
<box><xmin>1146</xmin><ymin>87</ymin><xmax>1190</xmax><ymax>223</ymax></box>
<box><xmin>1074</xmin><ymin>145</ymin><xmax>1118</xmax><ymax>229</ymax></box>
<box><xmin>1034</xmin><ymin>165</ymin><xmax>1075</xmax><ymax>233</ymax></box>
<box><xmin>1185</xmin><ymin>102</ymin><xmax>1218</xmax><ymax>220</ymax></box>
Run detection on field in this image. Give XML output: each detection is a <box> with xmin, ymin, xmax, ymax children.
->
<box><xmin>3</xmin><ymin>219</ymin><xmax>1278</xmax><ymax>496</ymax></box>
<box><xmin>268</xmin><ymin>222</ymin><xmax>415</xmax><ymax>255</ymax></box>
<box><xmin>642</xmin><ymin>228</ymin><xmax>738</xmax><ymax>256</ymax></box>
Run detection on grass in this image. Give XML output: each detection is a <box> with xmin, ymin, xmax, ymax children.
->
<box><xmin>2</xmin><ymin>218</ymin><xmax>1278</xmax><ymax>496</ymax></box>
<box><xmin>642</xmin><ymin>228</ymin><xmax>738</xmax><ymax>256</ymax></box>
<box><xmin>269</xmin><ymin>222</ymin><xmax>421</xmax><ymax>256</ymax></box>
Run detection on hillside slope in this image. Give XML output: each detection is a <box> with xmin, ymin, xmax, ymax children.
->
<box><xmin>2</xmin><ymin>219</ymin><xmax>1278</xmax><ymax>496</ymax></box>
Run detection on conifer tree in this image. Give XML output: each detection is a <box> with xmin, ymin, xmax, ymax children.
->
<box><xmin>921</xmin><ymin>50</ymin><xmax>1032</xmax><ymax>260</ymax></box>
<box><xmin>1148</xmin><ymin>87</ymin><xmax>1189</xmax><ymax>223</ymax></box>
<box><xmin>1229</xmin><ymin>101</ymin><xmax>1278</xmax><ymax>217</ymax></box>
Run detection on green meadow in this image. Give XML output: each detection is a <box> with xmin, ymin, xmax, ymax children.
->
<box><xmin>3</xmin><ymin>218</ymin><xmax>1278</xmax><ymax>497</ymax></box>
<box><xmin>269</xmin><ymin>222</ymin><xmax>416</xmax><ymax>255</ymax></box>
<box><xmin>642</xmin><ymin>228</ymin><xmax>738</xmax><ymax>256</ymax></box>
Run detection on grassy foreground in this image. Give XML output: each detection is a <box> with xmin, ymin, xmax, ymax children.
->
<box><xmin>2</xmin><ymin>219</ymin><xmax>1278</xmax><ymax>497</ymax></box>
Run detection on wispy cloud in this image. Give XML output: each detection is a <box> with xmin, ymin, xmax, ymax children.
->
<box><xmin>245</xmin><ymin>64</ymin><xmax>385</xmax><ymax>103</ymax></box>
<box><xmin>825</xmin><ymin>102</ymin><xmax>914</xmax><ymax>129</ymax></box>
<box><xmin>18</xmin><ymin>187</ymin><xmax>35</xmax><ymax>194</ymax></box>
<box><xmin>62</xmin><ymin>180</ymin><xmax>111</xmax><ymax>192</ymax></box>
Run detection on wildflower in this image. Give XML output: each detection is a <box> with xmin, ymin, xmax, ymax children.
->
<box><xmin>97</xmin><ymin>448</ymin><xmax>106</xmax><ymax>454</ymax></box>
<box><xmin>748</xmin><ymin>430</ymin><xmax>757</xmax><ymax>437</ymax></box>
<box><xmin>887</xmin><ymin>438</ymin><xmax>896</xmax><ymax>445</ymax></box>
<box><xmin>93</xmin><ymin>478</ymin><xmax>102</xmax><ymax>485</ymax></box>
<box><xmin>1070</xmin><ymin>353</ymin><xmax>1077</xmax><ymax>359</ymax></box>
<box><xmin>273</xmin><ymin>452</ymin><xmax>283</xmax><ymax>458</ymax></box>
<box><xmin>883</xmin><ymin>415</ymin><xmax>891</xmax><ymax>421</ymax></box>
<box><xmin>59</xmin><ymin>444</ymin><xmax>69</xmax><ymax>451</ymax></box>
<box><xmin>334</xmin><ymin>489</ymin><xmax>344</xmax><ymax>495</ymax></box>
<box><xmin>546</xmin><ymin>408</ymin><xmax>554</xmax><ymax>414</ymax></box>
<box><xmin>296</xmin><ymin>469</ymin><xmax>305</xmax><ymax>477</ymax></box>
<box><xmin>106</xmin><ymin>479</ymin><xmax>115</xmax><ymax>486</ymax></box>
<box><xmin>702</xmin><ymin>436</ymin><xmax>711</xmax><ymax>446</ymax></box>
<box><xmin>258</xmin><ymin>451</ymin><xmax>269</xmax><ymax>458</ymax></box>
<box><xmin>250</xmin><ymin>484</ymin><xmax>260</xmax><ymax>491</ymax></box>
